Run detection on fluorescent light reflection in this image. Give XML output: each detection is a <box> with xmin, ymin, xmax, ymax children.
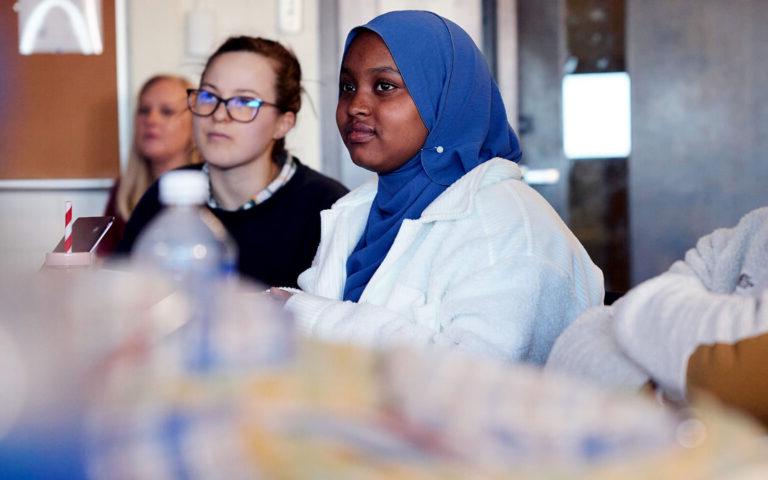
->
<box><xmin>19</xmin><ymin>0</ymin><xmax>103</xmax><ymax>55</ymax></box>
<box><xmin>562</xmin><ymin>72</ymin><xmax>631</xmax><ymax>159</ymax></box>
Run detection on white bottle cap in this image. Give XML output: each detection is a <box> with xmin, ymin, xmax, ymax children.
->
<box><xmin>159</xmin><ymin>170</ymin><xmax>209</xmax><ymax>205</ymax></box>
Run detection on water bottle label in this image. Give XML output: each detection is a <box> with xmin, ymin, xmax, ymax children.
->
<box><xmin>220</xmin><ymin>259</ymin><xmax>237</xmax><ymax>278</ymax></box>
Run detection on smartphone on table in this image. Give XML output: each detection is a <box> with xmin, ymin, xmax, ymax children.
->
<box><xmin>52</xmin><ymin>216</ymin><xmax>115</xmax><ymax>253</ymax></box>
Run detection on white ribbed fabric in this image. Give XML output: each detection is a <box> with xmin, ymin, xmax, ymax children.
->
<box><xmin>548</xmin><ymin>207</ymin><xmax>768</xmax><ymax>400</ymax></box>
<box><xmin>284</xmin><ymin>159</ymin><xmax>604</xmax><ymax>364</ymax></box>
<box><xmin>545</xmin><ymin>305</ymin><xmax>650</xmax><ymax>390</ymax></box>
<box><xmin>612</xmin><ymin>208</ymin><xmax>768</xmax><ymax>399</ymax></box>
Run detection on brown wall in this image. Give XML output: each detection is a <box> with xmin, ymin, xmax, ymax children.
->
<box><xmin>0</xmin><ymin>0</ymin><xmax>119</xmax><ymax>179</ymax></box>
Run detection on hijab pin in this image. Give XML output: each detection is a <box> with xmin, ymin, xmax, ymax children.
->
<box><xmin>421</xmin><ymin>145</ymin><xmax>444</xmax><ymax>154</ymax></box>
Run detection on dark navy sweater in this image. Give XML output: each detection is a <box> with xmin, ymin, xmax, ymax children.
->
<box><xmin>114</xmin><ymin>159</ymin><xmax>348</xmax><ymax>288</ymax></box>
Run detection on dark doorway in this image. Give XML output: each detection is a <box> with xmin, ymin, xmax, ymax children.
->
<box><xmin>517</xmin><ymin>0</ymin><xmax>630</xmax><ymax>292</ymax></box>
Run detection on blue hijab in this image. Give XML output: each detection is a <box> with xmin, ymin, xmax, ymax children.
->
<box><xmin>342</xmin><ymin>10</ymin><xmax>522</xmax><ymax>302</ymax></box>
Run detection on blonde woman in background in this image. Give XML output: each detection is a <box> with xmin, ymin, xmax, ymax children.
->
<box><xmin>99</xmin><ymin>74</ymin><xmax>199</xmax><ymax>255</ymax></box>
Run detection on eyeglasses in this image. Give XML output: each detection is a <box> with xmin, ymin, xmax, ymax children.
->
<box><xmin>186</xmin><ymin>89</ymin><xmax>281</xmax><ymax>123</ymax></box>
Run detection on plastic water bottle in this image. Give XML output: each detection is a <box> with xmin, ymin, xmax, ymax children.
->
<box><xmin>133</xmin><ymin>170</ymin><xmax>237</xmax><ymax>279</ymax></box>
<box><xmin>132</xmin><ymin>170</ymin><xmax>237</xmax><ymax>371</ymax></box>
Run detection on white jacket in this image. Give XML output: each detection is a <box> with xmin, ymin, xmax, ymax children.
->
<box><xmin>613</xmin><ymin>206</ymin><xmax>768</xmax><ymax>398</ymax></box>
<box><xmin>547</xmin><ymin>207</ymin><xmax>768</xmax><ymax>398</ymax></box>
<box><xmin>285</xmin><ymin>159</ymin><xmax>604</xmax><ymax>364</ymax></box>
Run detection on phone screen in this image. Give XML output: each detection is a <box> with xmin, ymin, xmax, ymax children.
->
<box><xmin>53</xmin><ymin>216</ymin><xmax>115</xmax><ymax>253</ymax></box>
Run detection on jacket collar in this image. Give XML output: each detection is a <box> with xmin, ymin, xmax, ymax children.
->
<box><xmin>421</xmin><ymin>158</ymin><xmax>522</xmax><ymax>222</ymax></box>
<box><xmin>333</xmin><ymin>158</ymin><xmax>523</xmax><ymax>222</ymax></box>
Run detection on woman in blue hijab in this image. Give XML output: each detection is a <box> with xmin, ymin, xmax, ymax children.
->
<box><xmin>273</xmin><ymin>10</ymin><xmax>603</xmax><ymax>364</ymax></box>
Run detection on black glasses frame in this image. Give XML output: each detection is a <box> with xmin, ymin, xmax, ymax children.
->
<box><xmin>186</xmin><ymin>88</ymin><xmax>281</xmax><ymax>123</ymax></box>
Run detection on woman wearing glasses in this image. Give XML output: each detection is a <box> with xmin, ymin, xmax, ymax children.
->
<box><xmin>116</xmin><ymin>36</ymin><xmax>348</xmax><ymax>287</ymax></box>
<box><xmin>99</xmin><ymin>74</ymin><xmax>199</xmax><ymax>255</ymax></box>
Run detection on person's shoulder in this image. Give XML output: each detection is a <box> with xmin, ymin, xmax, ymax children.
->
<box><xmin>468</xmin><ymin>160</ymin><xmax>575</xmax><ymax>240</ymax></box>
<box><xmin>737</xmin><ymin>206</ymin><xmax>768</xmax><ymax>227</ymax></box>
<box><xmin>476</xmin><ymin>157</ymin><xmax>525</xmax><ymax>186</ymax></box>
<box><xmin>291</xmin><ymin>158</ymin><xmax>349</xmax><ymax>197</ymax></box>
<box><xmin>146</xmin><ymin>164</ymin><xmax>203</xmax><ymax>198</ymax></box>
<box><xmin>700</xmin><ymin>205</ymin><xmax>768</xmax><ymax>251</ymax></box>
<box><xmin>471</xmin><ymin>160</ymin><xmax>544</xmax><ymax>212</ymax></box>
<box><xmin>422</xmin><ymin>159</ymin><xmax>529</xmax><ymax>224</ymax></box>
<box><xmin>146</xmin><ymin>163</ymin><xmax>203</xmax><ymax>196</ymax></box>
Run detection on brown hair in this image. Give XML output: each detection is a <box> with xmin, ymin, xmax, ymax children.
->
<box><xmin>116</xmin><ymin>74</ymin><xmax>200</xmax><ymax>222</ymax></box>
<box><xmin>202</xmin><ymin>36</ymin><xmax>302</xmax><ymax>164</ymax></box>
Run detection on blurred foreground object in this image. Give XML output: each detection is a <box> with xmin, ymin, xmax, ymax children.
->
<box><xmin>132</xmin><ymin>170</ymin><xmax>238</xmax><ymax>372</ymax></box>
<box><xmin>132</xmin><ymin>170</ymin><xmax>237</xmax><ymax>280</ymax></box>
<box><xmin>0</xmin><ymin>266</ymin><xmax>767</xmax><ymax>479</ymax></box>
<box><xmin>0</xmin><ymin>265</ymin><xmax>289</xmax><ymax>478</ymax></box>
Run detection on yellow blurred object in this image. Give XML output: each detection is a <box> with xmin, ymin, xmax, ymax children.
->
<box><xmin>1</xmin><ymin>267</ymin><xmax>767</xmax><ymax>479</ymax></box>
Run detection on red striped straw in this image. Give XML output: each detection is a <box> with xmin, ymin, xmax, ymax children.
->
<box><xmin>64</xmin><ymin>201</ymin><xmax>73</xmax><ymax>254</ymax></box>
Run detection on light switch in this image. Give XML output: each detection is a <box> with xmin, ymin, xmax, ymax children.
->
<box><xmin>278</xmin><ymin>0</ymin><xmax>302</xmax><ymax>34</ymax></box>
<box><xmin>185</xmin><ymin>9</ymin><xmax>216</xmax><ymax>58</ymax></box>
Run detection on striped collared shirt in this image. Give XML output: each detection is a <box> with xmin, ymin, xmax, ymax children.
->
<box><xmin>202</xmin><ymin>156</ymin><xmax>297</xmax><ymax>211</ymax></box>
